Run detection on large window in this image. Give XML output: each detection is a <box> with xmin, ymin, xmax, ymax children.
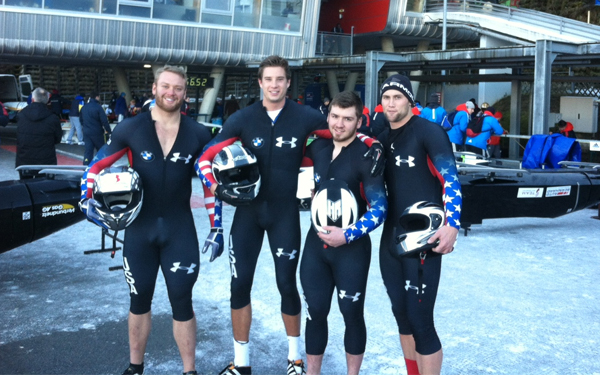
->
<box><xmin>1</xmin><ymin>0</ymin><xmax>303</xmax><ymax>32</ymax></box>
<box><xmin>261</xmin><ymin>0</ymin><xmax>301</xmax><ymax>32</ymax></box>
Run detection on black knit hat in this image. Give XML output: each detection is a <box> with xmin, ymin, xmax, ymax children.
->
<box><xmin>380</xmin><ymin>74</ymin><xmax>415</xmax><ymax>107</ymax></box>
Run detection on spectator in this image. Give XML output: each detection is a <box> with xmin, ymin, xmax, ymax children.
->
<box><xmin>319</xmin><ymin>97</ymin><xmax>330</xmax><ymax>117</ymax></box>
<box><xmin>128</xmin><ymin>99</ymin><xmax>140</xmax><ymax>117</ymax></box>
<box><xmin>557</xmin><ymin>119</ymin><xmax>576</xmax><ymax>139</ymax></box>
<box><xmin>358</xmin><ymin>105</ymin><xmax>371</xmax><ymax>136</ymax></box>
<box><xmin>412</xmin><ymin>100</ymin><xmax>422</xmax><ymax>116</ymax></box>
<box><xmin>15</xmin><ymin>87</ymin><xmax>62</xmax><ymax>179</ymax></box>
<box><xmin>464</xmin><ymin>106</ymin><xmax>505</xmax><ymax>158</ymax></box>
<box><xmin>469</xmin><ymin>97</ymin><xmax>480</xmax><ymax>117</ymax></box>
<box><xmin>49</xmin><ymin>89</ymin><xmax>67</xmax><ymax>119</ymax></box>
<box><xmin>66</xmin><ymin>94</ymin><xmax>85</xmax><ymax>145</ymax></box>
<box><xmin>223</xmin><ymin>94</ymin><xmax>240</xmax><ymax>122</ymax></box>
<box><xmin>80</xmin><ymin>92</ymin><xmax>112</xmax><ymax>165</ymax></box>
<box><xmin>114</xmin><ymin>92</ymin><xmax>128</xmax><ymax>123</ymax></box>
<box><xmin>447</xmin><ymin>100</ymin><xmax>475</xmax><ymax>152</ymax></box>
<box><xmin>370</xmin><ymin>103</ymin><xmax>389</xmax><ymax>137</ymax></box>
<box><xmin>420</xmin><ymin>93</ymin><xmax>447</xmax><ymax>126</ymax></box>
<box><xmin>487</xmin><ymin>111</ymin><xmax>506</xmax><ymax>158</ymax></box>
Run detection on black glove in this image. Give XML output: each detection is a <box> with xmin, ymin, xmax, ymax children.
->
<box><xmin>363</xmin><ymin>143</ymin><xmax>386</xmax><ymax>177</ymax></box>
<box><xmin>79</xmin><ymin>198</ymin><xmax>109</xmax><ymax>230</ymax></box>
<box><xmin>202</xmin><ymin>227</ymin><xmax>224</xmax><ymax>262</ymax></box>
<box><xmin>214</xmin><ymin>184</ymin><xmax>253</xmax><ymax>206</ymax></box>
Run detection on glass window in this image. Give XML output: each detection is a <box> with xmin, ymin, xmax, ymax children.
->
<box><xmin>205</xmin><ymin>0</ymin><xmax>230</xmax><ymax>12</ymax></box>
<box><xmin>201</xmin><ymin>12</ymin><xmax>232</xmax><ymax>25</ymax></box>
<box><xmin>102</xmin><ymin>0</ymin><xmax>117</xmax><ymax>14</ymax></box>
<box><xmin>119</xmin><ymin>4</ymin><xmax>151</xmax><ymax>17</ymax></box>
<box><xmin>154</xmin><ymin>0</ymin><xmax>198</xmax><ymax>21</ymax></box>
<box><xmin>44</xmin><ymin>0</ymin><xmax>99</xmax><ymax>12</ymax></box>
<box><xmin>4</xmin><ymin>0</ymin><xmax>42</xmax><ymax>8</ymax></box>
<box><xmin>233</xmin><ymin>0</ymin><xmax>258</xmax><ymax>28</ymax></box>
<box><xmin>261</xmin><ymin>0</ymin><xmax>300</xmax><ymax>32</ymax></box>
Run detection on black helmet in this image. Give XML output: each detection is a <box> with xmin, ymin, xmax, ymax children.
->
<box><xmin>392</xmin><ymin>201</ymin><xmax>445</xmax><ymax>257</ymax></box>
<box><xmin>311</xmin><ymin>179</ymin><xmax>358</xmax><ymax>234</ymax></box>
<box><xmin>92</xmin><ymin>166</ymin><xmax>143</xmax><ymax>231</ymax></box>
<box><xmin>212</xmin><ymin>144</ymin><xmax>261</xmax><ymax>200</ymax></box>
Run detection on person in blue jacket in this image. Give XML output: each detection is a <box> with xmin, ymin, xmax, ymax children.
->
<box><xmin>464</xmin><ymin>106</ymin><xmax>505</xmax><ymax>157</ymax></box>
<box><xmin>447</xmin><ymin>101</ymin><xmax>475</xmax><ymax>152</ymax></box>
<box><xmin>419</xmin><ymin>93</ymin><xmax>447</xmax><ymax>126</ymax></box>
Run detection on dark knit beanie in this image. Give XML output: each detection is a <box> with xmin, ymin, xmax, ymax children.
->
<box><xmin>380</xmin><ymin>74</ymin><xmax>415</xmax><ymax>107</ymax></box>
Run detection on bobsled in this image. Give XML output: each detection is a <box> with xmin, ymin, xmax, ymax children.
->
<box><xmin>457</xmin><ymin>154</ymin><xmax>600</xmax><ymax>230</ymax></box>
<box><xmin>0</xmin><ymin>165</ymin><xmax>85</xmax><ymax>254</ymax></box>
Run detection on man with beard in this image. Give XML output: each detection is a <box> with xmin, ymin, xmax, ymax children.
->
<box><xmin>376</xmin><ymin>74</ymin><xmax>462</xmax><ymax>375</ymax></box>
<box><xmin>79</xmin><ymin>65</ymin><xmax>213</xmax><ymax>375</ymax></box>
<box><xmin>299</xmin><ymin>91</ymin><xmax>387</xmax><ymax>375</ymax></box>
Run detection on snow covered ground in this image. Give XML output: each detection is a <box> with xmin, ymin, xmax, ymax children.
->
<box><xmin>1</xmin><ymin>145</ymin><xmax>599</xmax><ymax>374</ymax></box>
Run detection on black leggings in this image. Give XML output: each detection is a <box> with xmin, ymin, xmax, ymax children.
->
<box><xmin>123</xmin><ymin>216</ymin><xmax>199</xmax><ymax>322</ymax></box>
<box><xmin>379</xmin><ymin>227</ymin><xmax>443</xmax><ymax>355</ymax></box>
<box><xmin>228</xmin><ymin>200</ymin><xmax>302</xmax><ymax>315</ymax></box>
<box><xmin>300</xmin><ymin>232</ymin><xmax>371</xmax><ymax>355</ymax></box>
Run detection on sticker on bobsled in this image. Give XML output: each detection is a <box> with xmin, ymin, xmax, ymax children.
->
<box><xmin>590</xmin><ymin>142</ymin><xmax>600</xmax><ymax>152</ymax></box>
<box><xmin>41</xmin><ymin>203</ymin><xmax>77</xmax><ymax>218</ymax></box>
<box><xmin>545</xmin><ymin>186</ymin><xmax>571</xmax><ymax>197</ymax></box>
<box><xmin>517</xmin><ymin>188</ymin><xmax>544</xmax><ymax>198</ymax></box>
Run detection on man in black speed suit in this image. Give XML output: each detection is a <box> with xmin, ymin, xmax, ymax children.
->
<box><xmin>377</xmin><ymin>74</ymin><xmax>462</xmax><ymax>375</ymax></box>
<box><xmin>80</xmin><ymin>66</ymin><xmax>213</xmax><ymax>375</ymax></box>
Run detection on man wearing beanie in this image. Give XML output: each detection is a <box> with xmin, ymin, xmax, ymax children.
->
<box><xmin>376</xmin><ymin>74</ymin><xmax>462</xmax><ymax>375</ymax></box>
<box><xmin>446</xmin><ymin>100</ymin><xmax>475</xmax><ymax>152</ymax></box>
<box><xmin>419</xmin><ymin>93</ymin><xmax>447</xmax><ymax>126</ymax></box>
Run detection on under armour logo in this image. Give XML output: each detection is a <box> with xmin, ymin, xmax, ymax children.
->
<box><xmin>170</xmin><ymin>153</ymin><xmax>192</xmax><ymax>164</ymax></box>
<box><xmin>339</xmin><ymin>290</ymin><xmax>361</xmax><ymax>302</ymax></box>
<box><xmin>395</xmin><ymin>155</ymin><xmax>415</xmax><ymax>167</ymax></box>
<box><xmin>276</xmin><ymin>248</ymin><xmax>297</xmax><ymax>260</ymax></box>
<box><xmin>275</xmin><ymin>137</ymin><xmax>297</xmax><ymax>148</ymax></box>
<box><xmin>405</xmin><ymin>280</ymin><xmax>426</xmax><ymax>294</ymax></box>
<box><xmin>170</xmin><ymin>262</ymin><xmax>197</xmax><ymax>274</ymax></box>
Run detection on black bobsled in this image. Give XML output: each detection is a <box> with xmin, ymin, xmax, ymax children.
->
<box><xmin>0</xmin><ymin>166</ymin><xmax>85</xmax><ymax>254</ymax></box>
<box><xmin>458</xmin><ymin>156</ymin><xmax>600</xmax><ymax>230</ymax></box>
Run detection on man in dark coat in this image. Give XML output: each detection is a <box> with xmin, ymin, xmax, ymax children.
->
<box><xmin>15</xmin><ymin>87</ymin><xmax>63</xmax><ymax>179</ymax></box>
<box><xmin>80</xmin><ymin>92</ymin><xmax>112</xmax><ymax>165</ymax></box>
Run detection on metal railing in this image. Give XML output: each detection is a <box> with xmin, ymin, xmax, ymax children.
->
<box><xmin>425</xmin><ymin>0</ymin><xmax>600</xmax><ymax>43</ymax></box>
<box><xmin>315</xmin><ymin>28</ymin><xmax>354</xmax><ymax>56</ymax></box>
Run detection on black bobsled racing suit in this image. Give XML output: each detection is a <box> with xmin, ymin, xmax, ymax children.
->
<box><xmin>376</xmin><ymin>115</ymin><xmax>462</xmax><ymax>355</ymax></box>
<box><xmin>300</xmin><ymin>137</ymin><xmax>387</xmax><ymax>356</ymax></box>
<box><xmin>81</xmin><ymin>112</ymin><xmax>212</xmax><ymax>321</ymax></box>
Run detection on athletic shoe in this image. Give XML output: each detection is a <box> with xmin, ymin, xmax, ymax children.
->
<box><xmin>78</xmin><ymin>141</ymin><xmax>85</xmax><ymax>145</ymax></box>
<box><xmin>122</xmin><ymin>365</ymin><xmax>143</xmax><ymax>375</ymax></box>
<box><xmin>182</xmin><ymin>371</ymin><xmax>198</xmax><ymax>375</ymax></box>
<box><xmin>287</xmin><ymin>359</ymin><xmax>306</xmax><ymax>375</ymax></box>
<box><xmin>219</xmin><ymin>362</ymin><xmax>252</xmax><ymax>375</ymax></box>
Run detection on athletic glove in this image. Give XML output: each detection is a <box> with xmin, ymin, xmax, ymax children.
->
<box><xmin>202</xmin><ymin>227</ymin><xmax>224</xmax><ymax>262</ymax></box>
<box><xmin>214</xmin><ymin>184</ymin><xmax>253</xmax><ymax>206</ymax></box>
<box><xmin>79</xmin><ymin>198</ymin><xmax>109</xmax><ymax>230</ymax></box>
<box><xmin>363</xmin><ymin>142</ymin><xmax>386</xmax><ymax>177</ymax></box>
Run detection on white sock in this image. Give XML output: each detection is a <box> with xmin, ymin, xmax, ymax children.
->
<box><xmin>287</xmin><ymin>335</ymin><xmax>301</xmax><ymax>361</ymax></box>
<box><xmin>234</xmin><ymin>339</ymin><xmax>250</xmax><ymax>367</ymax></box>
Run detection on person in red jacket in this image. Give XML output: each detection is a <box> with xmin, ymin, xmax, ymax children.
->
<box><xmin>557</xmin><ymin>120</ymin><xmax>577</xmax><ymax>139</ymax></box>
<box><xmin>486</xmin><ymin>111</ymin><xmax>506</xmax><ymax>158</ymax></box>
